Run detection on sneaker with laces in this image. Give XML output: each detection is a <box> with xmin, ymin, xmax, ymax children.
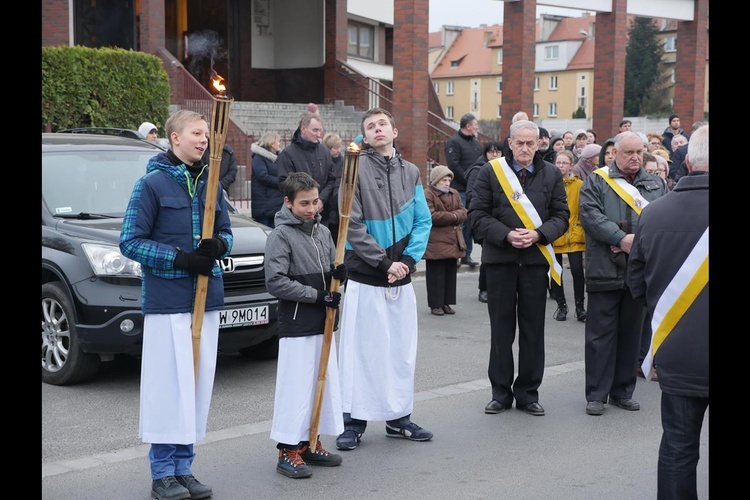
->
<box><xmin>175</xmin><ymin>474</ymin><xmax>213</xmax><ymax>499</ymax></box>
<box><xmin>300</xmin><ymin>440</ymin><xmax>343</xmax><ymax>466</ymax></box>
<box><xmin>151</xmin><ymin>476</ymin><xmax>191</xmax><ymax>500</ymax></box>
<box><xmin>335</xmin><ymin>429</ymin><xmax>362</xmax><ymax>450</ymax></box>
<box><xmin>277</xmin><ymin>448</ymin><xmax>313</xmax><ymax>478</ymax></box>
<box><xmin>385</xmin><ymin>420</ymin><xmax>433</xmax><ymax>441</ymax></box>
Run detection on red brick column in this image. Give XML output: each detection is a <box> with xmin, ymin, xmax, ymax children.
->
<box><xmin>674</xmin><ymin>0</ymin><xmax>708</xmax><ymax>128</ymax></box>
<box><xmin>393</xmin><ymin>0</ymin><xmax>429</xmax><ymax>179</ymax></box>
<box><xmin>140</xmin><ymin>0</ymin><xmax>165</xmax><ymax>55</ymax></box>
<box><xmin>500</xmin><ymin>0</ymin><xmax>537</xmax><ymax>140</ymax></box>
<box><xmin>41</xmin><ymin>0</ymin><xmax>70</xmax><ymax>46</ymax></box>
<box><xmin>592</xmin><ymin>0</ymin><xmax>628</xmax><ymax>140</ymax></box>
<box><xmin>324</xmin><ymin>0</ymin><xmax>348</xmax><ymax>105</ymax></box>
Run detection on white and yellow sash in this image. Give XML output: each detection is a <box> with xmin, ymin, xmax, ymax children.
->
<box><xmin>592</xmin><ymin>166</ymin><xmax>649</xmax><ymax>214</ymax></box>
<box><xmin>641</xmin><ymin>227</ymin><xmax>709</xmax><ymax>381</ymax></box>
<box><xmin>490</xmin><ymin>158</ymin><xmax>562</xmax><ymax>286</ymax></box>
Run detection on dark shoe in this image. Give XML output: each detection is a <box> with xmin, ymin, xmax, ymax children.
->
<box><xmin>175</xmin><ymin>475</ymin><xmax>213</xmax><ymax>499</ymax></box>
<box><xmin>484</xmin><ymin>399</ymin><xmax>511</xmax><ymax>414</ymax></box>
<box><xmin>151</xmin><ymin>476</ymin><xmax>191</xmax><ymax>500</ymax></box>
<box><xmin>277</xmin><ymin>448</ymin><xmax>313</xmax><ymax>478</ymax></box>
<box><xmin>385</xmin><ymin>420</ymin><xmax>433</xmax><ymax>441</ymax></box>
<box><xmin>300</xmin><ymin>440</ymin><xmax>343</xmax><ymax>467</ymax></box>
<box><xmin>553</xmin><ymin>300</ymin><xmax>568</xmax><ymax>321</ymax></box>
<box><xmin>461</xmin><ymin>257</ymin><xmax>478</xmax><ymax>268</ymax></box>
<box><xmin>518</xmin><ymin>401</ymin><xmax>545</xmax><ymax>416</ymax></box>
<box><xmin>575</xmin><ymin>301</ymin><xmax>587</xmax><ymax>321</ymax></box>
<box><xmin>478</xmin><ymin>291</ymin><xmax>488</xmax><ymax>303</ymax></box>
<box><xmin>442</xmin><ymin>305</ymin><xmax>455</xmax><ymax>315</ymax></box>
<box><xmin>430</xmin><ymin>307</ymin><xmax>445</xmax><ymax>316</ymax></box>
<box><xmin>609</xmin><ymin>397</ymin><xmax>640</xmax><ymax>411</ymax></box>
<box><xmin>335</xmin><ymin>429</ymin><xmax>362</xmax><ymax>451</ymax></box>
<box><xmin>586</xmin><ymin>401</ymin><xmax>605</xmax><ymax>416</ymax></box>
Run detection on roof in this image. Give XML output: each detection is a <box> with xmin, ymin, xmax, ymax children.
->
<box><xmin>431</xmin><ymin>25</ymin><xmax>503</xmax><ymax>78</ymax></box>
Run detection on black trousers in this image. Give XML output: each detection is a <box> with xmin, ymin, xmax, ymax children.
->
<box><xmin>425</xmin><ymin>258</ymin><xmax>458</xmax><ymax>309</ymax></box>
<box><xmin>584</xmin><ymin>288</ymin><xmax>646</xmax><ymax>402</ymax></box>
<box><xmin>485</xmin><ymin>263</ymin><xmax>548</xmax><ymax>406</ymax></box>
<box><xmin>550</xmin><ymin>251</ymin><xmax>585</xmax><ymax>303</ymax></box>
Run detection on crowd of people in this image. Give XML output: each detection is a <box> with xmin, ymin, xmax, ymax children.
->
<box><xmin>126</xmin><ymin>109</ymin><xmax>707</xmax><ymax>500</ymax></box>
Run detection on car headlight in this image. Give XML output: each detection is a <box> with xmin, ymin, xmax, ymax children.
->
<box><xmin>82</xmin><ymin>243</ymin><xmax>142</xmax><ymax>277</ymax></box>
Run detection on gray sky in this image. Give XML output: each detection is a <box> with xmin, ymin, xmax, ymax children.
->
<box><xmin>429</xmin><ymin>0</ymin><xmax>580</xmax><ymax>32</ymax></box>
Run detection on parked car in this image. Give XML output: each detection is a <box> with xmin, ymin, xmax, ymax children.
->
<box><xmin>41</xmin><ymin>131</ymin><xmax>278</xmax><ymax>386</ymax></box>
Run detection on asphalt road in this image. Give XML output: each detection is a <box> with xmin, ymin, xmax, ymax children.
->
<box><xmin>41</xmin><ymin>262</ymin><xmax>710</xmax><ymax>499</ymax></box>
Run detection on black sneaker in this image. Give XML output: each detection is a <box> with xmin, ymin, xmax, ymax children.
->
<box><xmin>385</xmin><ymin>420</ymin><xmax>433</xmax><ymax>441</ymax></box>
<box><xmin>175</xmin><ymin>474</ymin><xmax>213</xmax><ymax>499</ymax></box>
<box><xmin>151</xmin><ymin>476</ymin><xmax>191</xmax><ymax>500</ymax></box>
<box><xmin>335</xmin><ymin>429</ymin><xmax>362</xmax><ymax>450</ymax></box>
<box><xmin>277</xmin><ymin>448</ymin><xmax>313</xmax><ymax>478</ymax></box>
<box><xmin>300</xmin><ymin>441</ymin><xmax>343</xmax><ymax>466</ymax></box>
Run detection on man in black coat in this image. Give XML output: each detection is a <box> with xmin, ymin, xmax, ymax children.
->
<box><xmin>444</xmin><ymin>113</ymin><xmax>483</xmax><ymax>267</ymax></box>
<box><xmin>627</xmin><ymin>125</ymin><xmax>709</xmax><ymax>500</ymax></box>
<box><xmin>469</xmin><ymin>120</ymin><xmax>569</xmax><ymax>417</ymax></box>
<box><xmin>202</xmin><ymin>143</ymin><xmax>238</xmax><ymax>193</ymax></box>
<box><xmin>277</xmin><ymin>111</ymin><xmax>337</xmax><ymax>227</ymax></box>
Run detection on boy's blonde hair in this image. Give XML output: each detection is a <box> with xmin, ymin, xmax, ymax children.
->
<box><xmin>165</xmin><ymin>110</ymin><xmax>207</xmax><ymax>147</ymax></box>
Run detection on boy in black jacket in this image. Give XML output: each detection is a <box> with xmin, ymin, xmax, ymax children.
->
<box><xmin>264</xmin><ymin>172</ymin><xmax>347</xmax><ymax>479</ymax></box>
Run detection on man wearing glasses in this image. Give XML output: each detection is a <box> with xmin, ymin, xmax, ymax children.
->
<box><xmin>468</xmin><ymin>120</ymin><xmax>569</xmax><ymax>417</ymax></box>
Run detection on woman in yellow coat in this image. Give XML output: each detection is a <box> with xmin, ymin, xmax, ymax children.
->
<box><xmin>551</xmin><ymin>150</ymin><xmax>587</xmax><ymax>322</ymax></box>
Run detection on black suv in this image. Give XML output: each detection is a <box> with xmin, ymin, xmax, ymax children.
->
<box><xmin>41</xmin><ymin>132</ymin><xmax>278</xmax><ymax>385</ymax></box>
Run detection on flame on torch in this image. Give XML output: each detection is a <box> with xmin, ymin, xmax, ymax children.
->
<box><xmin>347</xmin><ymin>142</ymin><xmax>360</xmax><ymax>153</ymax></box>
<box><xmin>210</xmin><ymin>71</ymin><xmax>227</xmax><ymax>97</ymax></box>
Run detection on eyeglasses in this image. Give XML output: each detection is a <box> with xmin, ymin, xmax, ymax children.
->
<box><xmin>555</xmin><ymin>161</ymin><xmax>571</xmax><ymax>166</ymax></box>
<box><xmin>649</xmin><ymin>141</ymin><xmax>661</xmax><ymax>146</ymax></box>
<box><xmin>487</xmin><ymin>150</ymin><xmax>502</xmax><ymax>156</ymax></box>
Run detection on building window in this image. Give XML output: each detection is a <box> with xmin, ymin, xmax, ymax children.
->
<box><xmin>497</xmin><ymin>105</ymin><xmax>502</xmax><ymax>118</ymax></box>
<box><xmin>664</xmin><ymin>36</ymin><xmax>676</xmax><ymax>52</ymax></box>
<box><xmin>434</xmin><ymin>82</ymin><xmax>439</xmax><ymax>94</ymax></box>
<box><xmin>348</xmin><ymin>22</ymin><xmax>374</xmax><ymax>60</ymax></box>
<box><xmin>533</xmin><ymin>103</ymin><xmax>539</xmax><ymax>117</ymax></box>
<box><xmin>496</xmin><ymin>77</ymin><xmax>502</xmax><ymax>93</ymax></box>
<box><xmin>548</xmin><ymin>103</ymin><xmax>557</xmax><ymax>117</ymax></box>
<box><xmin>534</xmin><ymin>77</ymin><xmax>540</xmax><ymax>91</ymax></box>
<box><xmin>447</xmin><ymin>81</ymin><xmax>454</xmax><ymax>95</ymax></box>
<box><xmin>544</xmin><ymin>45</ymin><xmax>559</xmax><ymax>60</ymax></box>
<box><xmin>446</xmin><ymin>106</ymin><xmax>454</xmax><ymax>119</ymax></box>
<box><xmin>497</xmin><ymin>49</ymin><xmax>503</xmax><ymax>65</ymax></box>
<box><xmin>549</xmin><ymin>75</ymin><xmax>558</xmax><ymax>90</ymax></box>
<box><xmin>578</xmin><ymin>86</ymin><xmax>587</xmax><ymax>109</ymax></box>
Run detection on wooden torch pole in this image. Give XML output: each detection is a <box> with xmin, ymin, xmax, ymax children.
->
<box><xmin>192</xmin><ymin>94</ymin><xmax>233</xmax><ymax>383</ymax></box>
<box><xmin>309</xmin><ymin>144</ymin><xmax>361</xmax><ymax>450</ymax></box>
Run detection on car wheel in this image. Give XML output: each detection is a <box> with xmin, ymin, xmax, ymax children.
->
<box><xmin>238</xmin><ymin>335</ymin><xmax>279</xmax><ymax>360</ymax></box>
<box><xmin>42</xmin><ymin>282</ymin><xmax>101</xmax><ymax>385</ymax></box>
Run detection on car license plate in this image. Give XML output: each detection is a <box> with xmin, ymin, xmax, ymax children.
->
<box><xmin>219</xmin><ymin>305</ymin><xmax>269</xmax><ymax>328</ymax></box>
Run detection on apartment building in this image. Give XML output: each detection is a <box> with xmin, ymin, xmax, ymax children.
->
<box><xmin>430</xmin><ymin>13</ymin><xmax>708</xmax><ymax>124</ymax></box>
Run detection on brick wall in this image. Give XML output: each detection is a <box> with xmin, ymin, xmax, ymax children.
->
<box><xmin>41</xmin><ymin>0</ymin><xmax>70</xmax><ymax>46</ymax></box>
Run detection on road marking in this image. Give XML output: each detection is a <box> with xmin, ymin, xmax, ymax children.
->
<box><xmin>42</xmin><ymin>360</ymin><xmax>585</xmax><ymax>479</ymax></box>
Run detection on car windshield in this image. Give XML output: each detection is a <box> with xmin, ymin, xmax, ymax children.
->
<box><xmin>42</xmin><ymin>150</ymin><xmax>157</xmax><ymax>216</ymax></box>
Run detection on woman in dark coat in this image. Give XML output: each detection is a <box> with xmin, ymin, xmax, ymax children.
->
<box><xmin>251</xmin><ymin>131</ymin><xmax>284</xmax><ymax>228</ymax></box>
<box><xmin>423</xmin><ymin>164</ymin><xmax>468</xmax><ymax>316</ymax></box>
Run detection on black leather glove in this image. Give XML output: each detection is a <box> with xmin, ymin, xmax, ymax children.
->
<box><xmin>197</xmin><ymin>237</ymin><xmax>227</xmax><ymax>259</ymax></box>
<box><xmin>174</xmin><ymin>249</ymin><xmax>215</xmax><ymax>276</ymax></box>
<box><xmin>315</xmin><ymin>290</ymin><xmax>342</xmax><ymax>309</ymax></box>
<box><xmin>330</xmin><ymin>263</ymin><xmax>347</xmax><ymax>282</ymax></box>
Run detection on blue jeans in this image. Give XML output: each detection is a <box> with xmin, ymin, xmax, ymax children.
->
<box><xmin>658</xmin><ymin>392</ymin><xmax>709</xmax><ymax>500</ymax></box>
<box><xmin>149</xmin><ymin>443</ymin><xmax>195</xmax><ymax>480</ymax></box>
<box><xmin>458</xmin><ymin>191</ymin><xmax>473</xmax><ymax>259</ymax></box>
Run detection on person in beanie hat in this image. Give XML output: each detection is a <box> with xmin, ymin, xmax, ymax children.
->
<box><xmin>661</xmin><ymin>114</ymin><xmax>689</xmax><ymax>151</ymax></box>
<box><xmin>571</xmin><ymin>143</ymin><xmax>602</xmax><ymax>181</ymax></box>
<box><xmin>537</xmin><ymin>127</ymin><xmax>551</xmax><ymax>158</ymax></box>
<box><xmin>424</xmin><ymin>165</ymin><xmax>467</xmax><ymax>316</ymax></box>
<box><xmin>138</xmin><ymin>122</ymin><xmax>159</xmax><ymax>143</ymax></box>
